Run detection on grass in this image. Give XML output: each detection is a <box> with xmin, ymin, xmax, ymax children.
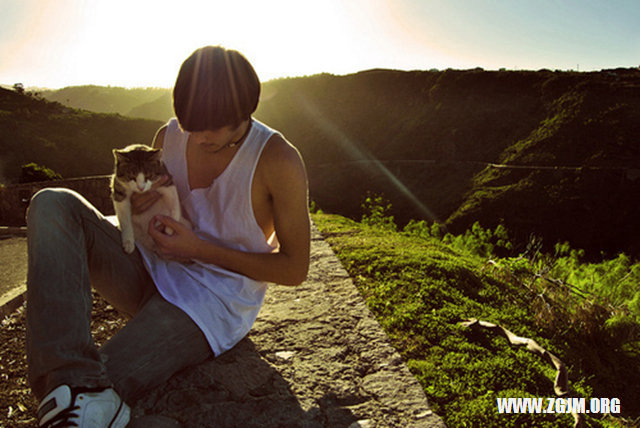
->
<box><xmin>312</xmin><ymin>212</ymin><xmax>639</xmax><ymax>427</ymax></box>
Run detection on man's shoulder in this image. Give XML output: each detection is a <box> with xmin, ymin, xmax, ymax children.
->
<box><xmin>261</xmin><ymin>133</ymin><xmax>304</xmax><ymax>167</ymax></box>
<box><xmin>257</xmin><ymin>133</ymin><xmax>307</xmax><ymax>188</ymax></box>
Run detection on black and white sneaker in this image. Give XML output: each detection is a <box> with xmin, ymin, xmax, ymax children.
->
<box><xmin>37</xmin><ymin>384</ymin><xmax>130</xmax><ymax>427</ymax></box>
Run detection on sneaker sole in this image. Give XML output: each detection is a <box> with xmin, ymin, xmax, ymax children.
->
<box><xmin>109</xmin><ymin>401</ymin><xmax>131</xmax><ymax>428</ymax></box>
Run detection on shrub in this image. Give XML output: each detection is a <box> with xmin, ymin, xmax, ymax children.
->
<box><xmin>403</xmin><ymin>219</ymin><xmax>445</xmax><ymax>240</ymax></box>
<box><xmin>360</xmin><ymin>193</ymin><xmax>396</xmax><ymax>231</ymax></box>
<box><xmin>19</xmin><ymin>162</ymin><xmax>62</xmax><ymax>183</ymax></box>
<box><xmin>439</xmin><ymin>222</ymin><xmax>514</xmax><ymax>259</ymax></box>
<box><xmin>309</xmin><ymin>200</ymin><xmax>322</xmax><ymax>214</ymax></box>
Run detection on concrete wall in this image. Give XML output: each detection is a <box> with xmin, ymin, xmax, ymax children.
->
<box><xmin>0</xmin><ymin>175</ymin><xmax>113</xmax><ymax>226</ymax></box>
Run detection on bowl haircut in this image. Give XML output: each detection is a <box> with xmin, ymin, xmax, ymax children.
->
<box><xmin>173</xmin><ymin>46</ymin><xmax>261</xmax><ymax>132</ymax></box>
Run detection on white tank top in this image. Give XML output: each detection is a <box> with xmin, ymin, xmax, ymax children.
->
<box><xmin>137</xmin><ymin>118</ymin><xmax>279</xmax><ymax>356</ymax></box>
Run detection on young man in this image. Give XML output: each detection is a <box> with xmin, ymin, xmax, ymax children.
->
<box><xmin>27</xmin><ymin>46</ymin><xmax>310</xmax><ymax>427</ymax></box>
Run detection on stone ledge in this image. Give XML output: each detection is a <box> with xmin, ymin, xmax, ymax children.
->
<box><xmin>0</xmin><ymin>286</ymin><xmax>26</xmax><ymax>319</ymax></box>
<box><xmin>0</xmin><ymin>224</ymin><xmax>446</xmax><ymax>426</ymax></box>
<box><xmin>0</xmin><ymin>226</ymin><xmax>27</xmax><ymax>237</ymax></box>
<box><xmin>133</xmin><ymin>225</ymin><xmax>446</xmax><ymax>427</ymax></box>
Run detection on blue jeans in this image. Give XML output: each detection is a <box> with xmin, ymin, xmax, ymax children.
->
<box><xmin>26</xmin><ymin>188</ymin><xmax>212</xmax><ymax>403</ymax></box>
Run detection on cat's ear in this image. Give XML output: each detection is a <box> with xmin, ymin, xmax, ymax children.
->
<box><xmin>113</xmin><ymin>149</ymin><xmax>126</xmax><ymax>162</ymax></box>
<box><xmin>150</xmin><ymin>148</ymin><xmax>163</xmax><ymax>161</ymax></box>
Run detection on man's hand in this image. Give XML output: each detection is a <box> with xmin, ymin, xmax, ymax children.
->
<box><xmin>130</xmin><ymin>175</ymin><xmax>170</xmax><ymax>215</ymax></box>
<box><xmin>148</xmin><ymin>215</ymin><xmax>202</xmax><ymax>261</ymax></box>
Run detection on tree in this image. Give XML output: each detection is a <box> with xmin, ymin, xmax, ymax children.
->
<box><xmin>19</xmin><ymin>163</ymin><xmax>62</xmax><ymax>183</ymax></box>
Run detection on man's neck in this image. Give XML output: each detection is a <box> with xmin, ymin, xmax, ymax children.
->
<box><xmin>206</xmin><ymin>119</ymin><xmax>253</xmax><ymax>154</ymax></box>
<box><xmin>230</xmin><ymin>119</ymin><xmax>252</xmax><ymax>147</ymax></box>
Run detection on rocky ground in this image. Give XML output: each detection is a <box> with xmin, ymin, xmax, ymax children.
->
<box><xmin>0</xmin><ymin>226</ymin><xmax>445</xmax><ymax>427</ymax></box>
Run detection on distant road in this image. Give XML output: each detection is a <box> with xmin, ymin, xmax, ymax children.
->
<box><xmin>0</xmin><ymin>236</ymin><xmax>27</xmax><ymax>313</ymax></box>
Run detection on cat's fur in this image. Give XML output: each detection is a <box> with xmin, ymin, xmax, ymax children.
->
<box><xmin>110</xmin><ymin>144</ymin><xmax>190</xmax><ymax>254</ymax></box>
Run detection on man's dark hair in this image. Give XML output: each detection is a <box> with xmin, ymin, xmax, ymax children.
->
<box><xmin>173</xmin><ymin>46</ymin><xmax>260</xmax><ymax>131</ymax></box>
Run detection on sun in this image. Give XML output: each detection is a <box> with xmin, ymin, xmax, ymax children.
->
<box><xmin>2</xmin><ymin>0</ymin><xmax>448</xmax><ymax>88</ymax></box>
<box><xmin>63</xmin><ymin>0</ymin><xmax>405</xmax><ymax>87</ymax></box>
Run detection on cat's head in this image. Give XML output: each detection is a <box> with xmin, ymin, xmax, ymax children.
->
<box><xmin>113</xmin><ymin>144</ymin><xmax>165</xmax><ymax>193</ymax></box>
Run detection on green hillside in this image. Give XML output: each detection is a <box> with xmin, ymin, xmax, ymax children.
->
<box><xmin>20</xmin><ymin>68</ymin><xmax>640</xmax><ymax>257</ymax></box>
<box><xmin>447</xmin><ymin>70</ymin><xmax>640</xmax><ymax>258</ymax></box>
<box><xmin>314</xmin><ymin>210</ymin><xmax>639</xmax><ymax>427</ymax></box>
<box><xmin>0</xmin><ymin>87</ymin><xmax>163</xmax><ymax>182</ymax></box>
<box><xmin>253</xmin><ymin>69</ymin><xmax>640</xmax><ymax>258</ymax></box>
<box><xmin>255</xmin><ymin>69</ymin><xmax>550</xmax><ymax>225</ymax></box>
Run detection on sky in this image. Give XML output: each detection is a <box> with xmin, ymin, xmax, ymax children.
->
<box><xmin>1</xmin><ymin>0</ymin><xmax>639</xmax><ymax>89</ymax></box>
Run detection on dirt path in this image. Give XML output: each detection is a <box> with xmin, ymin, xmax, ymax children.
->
<box><xmin>0</xmin><ymin>225</ymin><xmax>445</xmax><ymax>427</ymax></box>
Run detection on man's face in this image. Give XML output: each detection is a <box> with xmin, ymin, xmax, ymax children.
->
<box><xmin>189</xmin><ymin>123</ymin><xmax>244</xmax><ymax>153</ymax></box>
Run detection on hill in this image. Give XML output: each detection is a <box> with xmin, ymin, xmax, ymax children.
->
<box><xmin>252</xmin><ymin>69</ymin><xmax>640</xmax><ymax>258</ymax></box>
<box><xmin>255</xmin><ymin>69</ymin><xmax>548</xmax><ymax>224</ymax></box>
<box><xmin>0</xmin><ymin>87</ymin><xmax>163</xmax><ymax>182</ymax></box>
<box><xmin>16</xmin><ymin>68</ymin><xmax>640</xmax><ymax>257</ymax></box>
<box><xmin>127</xmin><ymin>91</ymin><xmax>173</xmax><ymax>121</ymax></box>
<box><xmin>39</xmin><ymin>85</ymin><xmax>169</xmax><ymax>117</ymax></box>
<box><xmin>446</xmin><ymin>70</ymin><xmax>640</xmax><ymax>258</ymax></box>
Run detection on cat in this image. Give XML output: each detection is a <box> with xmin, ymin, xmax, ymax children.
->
<box><xmin>110</xmin><ymin>144</ymin><xmax>190</xmax><ymax>255</ymax></box>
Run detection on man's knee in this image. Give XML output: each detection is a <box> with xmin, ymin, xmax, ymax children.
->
<box><xmin>27</xmin><ymin>188</ymin><xmax>82</xmax><ymax>224</ymax></box>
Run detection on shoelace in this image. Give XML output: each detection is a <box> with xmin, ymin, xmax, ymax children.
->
<box><xmin>40</xmin><ymin>405</ymin><xmax>80</xmax><ymax>427</ymax></box>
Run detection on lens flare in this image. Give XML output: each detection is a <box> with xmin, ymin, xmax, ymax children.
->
<box><xmin>296</xmin><ymin>94</ymin><xmax>438</xmax><ymax>223</ymax></box>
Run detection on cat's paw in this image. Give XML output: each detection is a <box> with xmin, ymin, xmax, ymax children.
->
<box><xmin>123</xmin><ymin>239</ymin><xmax>136</xmax><ymax>254</ymax></box>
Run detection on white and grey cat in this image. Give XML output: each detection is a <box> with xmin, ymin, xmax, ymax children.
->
<box><xmin>110</xmin><ymin>144</ymin><xmax>190</xmax><ymax>254</ymax></box>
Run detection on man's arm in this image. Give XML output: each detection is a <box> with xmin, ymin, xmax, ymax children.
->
<box><xmin>149</xmin><ymin>135</ymin><xmax>311</xmax><ymax>286</ymax></box>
